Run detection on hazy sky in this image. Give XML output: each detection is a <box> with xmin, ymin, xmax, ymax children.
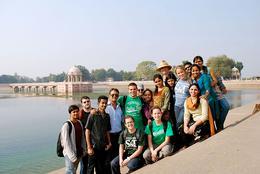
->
<box><xmin>0</xmin><ymin>0</ymin><xmax>259</xmax><ymax>78</ymax></box>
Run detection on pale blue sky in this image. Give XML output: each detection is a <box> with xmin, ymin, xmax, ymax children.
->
<box><xmin>0</xmin><ymin>0</ymin><xmax>259</xmax><ymax>78</ymax></box>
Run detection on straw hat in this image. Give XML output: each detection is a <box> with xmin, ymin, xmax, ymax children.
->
<box><xmin>156</xmin><ymin>60</ymin><xmax>172</xmax><ymax>71</ymax></box>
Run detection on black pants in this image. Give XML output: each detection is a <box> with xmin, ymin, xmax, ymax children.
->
<box><xmin>180</xmin><ymin>121</ymin><xmax>210</xmax><ymax>146</ymax></box>
<box><xmin>109</xmin><ymin>132</ymin><xmax>121</xmax><ymax>160</ymax></box>
<box><xmin>87</xmin><ymin>148</ymin><xmax>109</xmax><ymax>174</ymax></box>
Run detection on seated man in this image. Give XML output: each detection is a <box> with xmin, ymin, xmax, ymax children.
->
<box><xmin>111</xmin><ymin>116</ymin><xmax>145</xmax><ymax>174</ymax></box>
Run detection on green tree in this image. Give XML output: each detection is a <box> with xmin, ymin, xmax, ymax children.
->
<box><xmin>235</xmin><ymin>61</ymin><xmax>243</xmax><ymax>73</ymax></box>
<box><xmin>91</xmin><ymin>69</ymin><xmax>107</xmax><ymax>81</ymax></box>
<box><xmin>135</xmin><ymin>61</ymin><xmax>157</xmax><ymax>80</ymax></box>
<box><xmin>206</xmin><ymin>55</ymin><xmax>236</xmax><ymax>79</ymax></box>
<box><xmin>107</xmin><ymin>68</ymin><xmax>117</xmax><ymax>79</ymax></box>
<box><xmin>121</xmin><ymin>71</ymin><xmax>135</xmax><ymax>81</ymax></box>
<box><xmin>76</xmin><ymin>65</ymin><xmax>91</xmax><ymax>81</ymax></box>
<box><xmin>106</xmin><ymin>68</ymin><xmax>123</xmax><ymax>81</ymax></box>
<box><xmin>0</xmin><ymin>74</ymin><xmax>34</xmax><ymax>83</ymax></box>
<box><xmin>55</xmin><ymin>72</ymin><xmax>66</xmax><ymax>82</ymax></box>
<box><xmin>182</xmin><ymin>60</ymin><xmax>192</xmax><ymax>65</ymax></box>
<box><xmin>48</xmin><ymin>74</ymin><xmax>55</xmax><ymax>82</ymax></box>
<box><xmin>0</xmin><ymin>75</ymin><xmax>17</xmax><ymax>83</ymax></box>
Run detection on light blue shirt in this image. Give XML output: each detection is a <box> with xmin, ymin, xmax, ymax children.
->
<box><xmin>174</xmin><ymin>79</ymin><xmax>190</xmax><ymax>107</ymax></box>
<box><xmin>106</xmin><ymin>102</ymin><xmax>123</xmax><ymax>133</ymax></box>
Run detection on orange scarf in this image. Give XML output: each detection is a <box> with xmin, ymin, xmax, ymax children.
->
<box><xmin>208</xmin><ymin>107</ymin><xmax>216</xmax><ymax>136</ymax></box>
<box><xmin>186</xmin><ymin>97</ymin><xmax>215</xmax><ymax>136</ymax></box>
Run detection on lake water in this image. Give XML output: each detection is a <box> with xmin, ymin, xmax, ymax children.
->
<box><xmin>0</xmin><ymin>89</ymin><xmax>260</xmax><ymax>174</ymax></box>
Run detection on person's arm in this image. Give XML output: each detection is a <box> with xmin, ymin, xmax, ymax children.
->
<box><xmin>161</xmin><ymin>87</ymin><xmax>170</xmax><ymax>112</ymax></box>
<box><xmin>147</xmin><ymin>134</ymin><xmax>153</xmax><ymax>152</ymax></box>
<box><xmin>189</xmin><ymin>99</ymin><xmax>208</xmax><ymax>134</ymax></box>
<box><xmin>217</xmin><ymin>76</ymin><xmax>227</xmax><ymax>94</ymax></box>
<box><xmin>188</xmin><ymin>119</ymin><xmax>203</xmax><ymax>135</ymax></box>
<box><xmin>153</xmin><ymin>136</ymin><xmax>171</xmax><ymax>153</ymax></box>
<box><xmin>61</xmin><ymin>123</ymin><xmax>77</xmax><ymax>162</ymax></box>
<box><xmin>85</xmin><ymin>116</ymin><xmax>94</xmax><ymax>155</ymax></box>
<box><xmin>119</xmin><ymin>144</ymin><xmax>125</xmax><ymax>167</ymax></box>
<box><xmin>209</xmin><ymin>68</ymin><xmax>218</xmax><ymax>87</ymax></box>
<box><xmin>202</xmin><ymin>75</ymin><xmax>212</xmax><ymax>99</ymax></box>
<box><xmin>183</xmin><ymin>100</ymin><xmax>191</xmax><ymax>134</ymax></box>
<box><xmin>105</xmin><ymin>131</ymin><xmax>112</xmax><ymax>150</ymax></box>
<box><xmin>200</xmin><ymin>99</ymin><xmax>209</xmax><ymax>122</ymax></box>
<box><xmin>85</xmin><ymin>129</ymin><xmax>94</xmax><ymax>155</ymax></box>
<box><xmin>128</xmin><ymin>146</ymin><xmax>143</xmax><ymax>160</ymax></box>
<box><xmin>122</xmin><ymin>145</ymin><xmax>144</xmax><ymax>166</ymax></box>
<box><xmin>147</xmin><ymin>134</ymin><xmax>157</xmax><ymax>162</ymax></box>
<box><xmin>105</xmin><ymin>114</ymin><xmax>112</xmax><ymax>150</ymax></box>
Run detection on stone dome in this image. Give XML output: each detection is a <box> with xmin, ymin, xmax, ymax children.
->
<box><xmin>232</xmin><ymin>67</ymin><xmax>239</xmax><ymax>72</ymax></box>
<box><xmin>68</xmin><ymin>66</ymin><xmax>82</xmax><ymax>76</ymax></box>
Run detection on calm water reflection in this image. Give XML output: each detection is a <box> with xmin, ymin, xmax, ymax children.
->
<box><xmin>0</xmin><ymin>89</ymin><xmax>259</xmax><ymax>174</ymax></box>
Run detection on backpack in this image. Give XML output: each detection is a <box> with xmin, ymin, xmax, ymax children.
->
<box><xmin>123</xmin><ymin>128</ymin><xmax>141</xmax><ymax>141</ymax></box>
<box><xmin>149</xmin><ymin>121</ymin><xmax>168</xmax><ymax>138</ymax></box>
<box><xmin>120</xmin><ymin>95</ymin><xmax>145</xmax><ymax>115</ymax></box>
<box><xmin>56</xmin><ymin>121</ymin><xmax>72</xmax><ymax>157</ymax></box>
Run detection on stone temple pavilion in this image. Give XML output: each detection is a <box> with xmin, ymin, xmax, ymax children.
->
<box><xmin>10</xmin><ymin>66</ymin><xmax>93</xmax><ymax>95</ymax></box>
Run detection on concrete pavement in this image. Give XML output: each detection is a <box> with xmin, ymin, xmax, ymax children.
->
<box><xmin>135</xmin><ymin>100</ymin><xmax>260</xmax><ymax>174</ymax></box>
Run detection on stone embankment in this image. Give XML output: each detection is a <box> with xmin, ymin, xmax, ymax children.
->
<box><xmin>135</xmin><ymin>101</ymin><xmax>260</xmax><ymax>174</ymax></box>
<box><xmin>223</xmin><ymin>80</ymin><xmax>260</xmax><ymax>90</ymax></box>
<box><xmin>94</xmin><ymin>80</ymin><xmax>260</xmax><ymax>93</ymax></box>
<box><xmin>49</xmin><ymin>100</ymin><xmax>260</xmax><ymax>174</ymax></box>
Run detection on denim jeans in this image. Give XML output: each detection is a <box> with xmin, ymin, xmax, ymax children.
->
<box><xmin>174</xmin><ymin>105</ymin><xmax>184</xmax><ymax>128</ymax></box>
<box><xmin>111</xmin><ymin>155</ymin><xmax>143</xmax><ymax>174</ymax></box>
<box><xmin>217</xmin><ymin>97</ymin><xmax>230</xmax><ymax>130</ymax></box>
<box><xmin>65</xmin><ymin>155</ymin><xmax>79</xmax><ymax>174</ymax></box>
<box><xmin>80</xmin><ymin>154</ymin><xmax>88</xmax><ymax>174</ymax></box>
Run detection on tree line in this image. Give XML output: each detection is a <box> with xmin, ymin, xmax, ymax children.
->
<box><xmin>0</xmin><ymin>55</ymin><xmax>243</xmax><ymax>83</ymax></box>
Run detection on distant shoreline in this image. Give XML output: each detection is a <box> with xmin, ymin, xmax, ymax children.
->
<box><xmin>1</xmin><ymin>80</ymin><xmax>260</xmax><ymax>95</ymax></box>
<box><xmin>93</xmin><ymin>80</ymin><xmax>260</xmax><ymax>93</ymax></box>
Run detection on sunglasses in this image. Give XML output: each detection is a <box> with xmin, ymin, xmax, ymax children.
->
<box><xmin>185</xmin><ymin>66</ymin><xmax>191</xmax><ymax>70</ymax></box>
<box><xmin>83</xmin><ymin>101</ymin><xmax>90</xmax><ymax>103</ymax></box>
<box><xmin>110</xmin><ymin>94</ymin><xmax>119</xmax><ymax>97</ymax></box>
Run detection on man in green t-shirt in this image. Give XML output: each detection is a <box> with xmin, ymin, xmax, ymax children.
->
<box><xmin>111</xmin><ymin>116</ymin><xmax>145</xmax><ymax>174</ymax></box>
<box><xmin>118</xmin><ymin>82</ymin><xmax>144</xmax><ymax>130</ymax></box>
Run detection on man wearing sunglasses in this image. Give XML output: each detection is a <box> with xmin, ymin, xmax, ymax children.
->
<box><xmin>79</xmin><ymin>96</ymin><xmax>93</xmax><ymax>174</ymax></box>
<box><xmin>106</xmin><ymin>88</ymin><xmax>124</xmax><ymax>162</ymax></box>
<box><xmin>137</xmin><ymin>83</ymin><xmax>144</xmax><ymax>97</ymax></box>
<box><xmin>184</xmin><ymin>61</ymin><xmax>192</xmax><ymax>78</ymax></box>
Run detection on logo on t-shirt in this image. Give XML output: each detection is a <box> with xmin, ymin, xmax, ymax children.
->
<box><xmin>125</xmin><ymin>137</ymin><xmax>137</xmax><ymax>148</ymax></box>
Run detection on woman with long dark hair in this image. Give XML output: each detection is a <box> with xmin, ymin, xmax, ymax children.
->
<box><xmin>181</xmin><ymin>83</ymin><xmax>215</xmax><ymax>146</ymax></box>
<box><xmin>153</xmin><ymin>74</ymin><xmax>170</xmax><ymax>122</ymax></box>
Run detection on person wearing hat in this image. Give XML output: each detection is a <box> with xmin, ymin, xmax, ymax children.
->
<box><xmin>156</xmin><ymin>60</ymin><xmax>172</xmax><ymax>85</ymax></box>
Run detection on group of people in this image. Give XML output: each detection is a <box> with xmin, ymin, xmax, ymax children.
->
<box><xmin>59</xmin><ymin>56</ymin><xmax>230</xmax><ymax>174</ymax></box>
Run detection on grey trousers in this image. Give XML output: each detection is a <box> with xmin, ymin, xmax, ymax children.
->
<box><xmin>143</xmin><ymin>143</ymin><xmax>173</xmax><ymax>164</ymax></box>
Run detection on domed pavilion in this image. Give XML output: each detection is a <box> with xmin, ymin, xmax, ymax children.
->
<box><xmin>231</xmin><ymin>67</ymin><xmax>240</xmax><ymax>80</ymax></box>
<box><xmin>67</xmin><ymin>66</ymin><xmax>83</xmax><ymax>82</ymax></box>
<box><xmin>57</xmin><ymin>66</ymin><xmax>93</xmax><ymax>94</ymax></box>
